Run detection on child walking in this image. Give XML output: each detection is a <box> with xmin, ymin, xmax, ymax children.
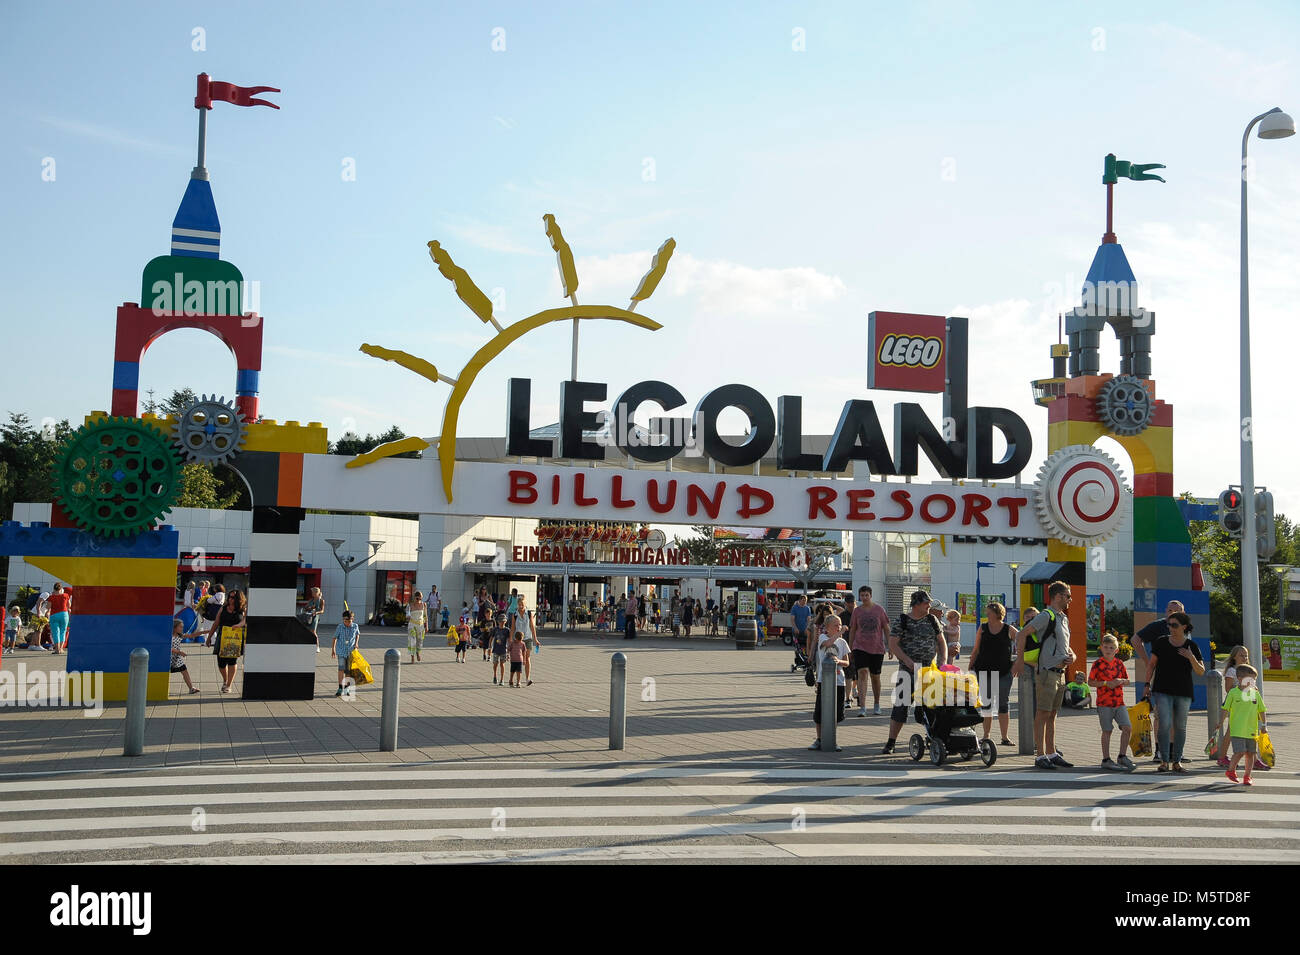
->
<box><xmin>170</xmin><ymin>618</ymin><xmax>200</xmax><ymax>694</ymax></box>
<box><xmin>1219</xmin><ymin>664</ymin><xmax>1268</xmax><ymax>786</ymax></box>
<box><xmin>331</xmin><ymin>610</ymin><xmax>361</xmax><ymax>696</ymax></box>
<box><xmin>507</xmin><ymin>631</ymin><xmax>526</xmax><ymax>687</ymax></box>
<box><xmin>491</xmin><ymin>614</ymin><xmax>510</xmax><ymax>685</ymax></box>
<box><xmin>455</xmin><ymin>620</ymin><xmax>471</xmax><ymax>662</ymax></box>
<box><xmin>1088</xmin><ymin>634</ymin><xmax>1134</xmax><ymax>771</ymax></box>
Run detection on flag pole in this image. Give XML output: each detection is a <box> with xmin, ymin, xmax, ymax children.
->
<box><xmin>1103</xmin><ymin>181</ymin><xmax>1115</xmax><ymax>243</ymax></box>
<box><xmin>193</xmin><ymin>107</ymin><xmax>208</xmax><ymax>180</ymax></box>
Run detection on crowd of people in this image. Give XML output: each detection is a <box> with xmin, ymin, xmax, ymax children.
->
<box><xmin>795</xmin><ymin>582</ymin><xmax>1263</xmax><ymax>780</ymax></box>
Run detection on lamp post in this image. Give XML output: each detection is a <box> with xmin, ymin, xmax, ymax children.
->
<box><xmin>1266</xmin><ymin>564</ymin><xmax>1292</xmax><ymax>627</ymax></box>
<box><xmin>325</xmin><ymin>538</ymin><xmax>385</xmax><ymax>621</ymax></box>
<box><xmin>975</xmin><ymin>560</ymin><xmax>995</xmax><ymax>625</ymax></box>
<box><xmin>1006</xmin><ymin>561</ymin><xmax>1022</xmax><ymax>623</ymax></box>
<box><xmin>1240</xmin><ymin>106</ymin><xmax>1295</xmax><ymax>675</ymax></box>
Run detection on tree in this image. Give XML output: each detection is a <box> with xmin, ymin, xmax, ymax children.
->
<box><xmin>0</xmin><ymin>413</ymin><xmax>74</xmax><ymax>521</ymax></box>
<box><xmin>1185</xmin><ymin>490</ymin><xmax>1299</xmax><ymax>642</ymax></box>
<box><xmin>175</xmin><ymin>462</ymin><xmax>244</xmax><ymax>509</ymax></box>
<box><xmin>329</xmin><ymin>425</ymin><xmax>420</xmax><ymax>457</ymax></box>
<box><xmin>160</xmin><ymin>388</ymin><xmax>198</xmax><ymax>419</ymax></box>
<box><xmin>673</xmin><ymin>525</ymin><xmax>722</xmax><ymax>565</ymax></box>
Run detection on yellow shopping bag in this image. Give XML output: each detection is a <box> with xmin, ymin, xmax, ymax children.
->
<box><xmin>1256</xmin><ymin>730</ymin><xmax>1276</xmax><ymax>770</ymax></box>
<box><xmin>347</xmin><ymin>649</ymin><xmax>374</xmax><ymax>686</ymax></box>
<box><xmin>1128</xmin><ymin>700</ymin><xmax>1153</xmax><ymax>757</ymax></box>
<box><xmin>218</xmin><ymin>625</ymin><xmax>245</xmax><ymax>658</ymax></box>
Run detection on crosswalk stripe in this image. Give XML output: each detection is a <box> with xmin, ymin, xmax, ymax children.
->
<box><xmin>0</xmin><ymin>781</ymin><xmax>1292</xmax><ymax>815</ymax></box>
<box><xmin>5</xmin><ymin>822</ymin><xmax>1297</xmax><ymax>858</ymax></box>
<box><xmin>4</xmin><ymin>800</ymin><xmax>1295</xmax><ymax>834</ymax></box>
<box><xmin>104</xmin><ymin>843</ymin><xmax>1300</xmax><ymax>864</ymax></box>
<box><xmin>1</xmin><ymin>765</ymin><xmax>1291</xmax><ymax>791</ymax></box>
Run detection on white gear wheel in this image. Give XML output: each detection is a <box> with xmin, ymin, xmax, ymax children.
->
<box><xmin>1033</xmin><ymin>445</ymin><xmax>1127</xmax><ymax>548</ymax></box>
<box><xmin>172</xmin><ymin>394</ymin><xmax>247</xmax><ymax>466</ymax></box>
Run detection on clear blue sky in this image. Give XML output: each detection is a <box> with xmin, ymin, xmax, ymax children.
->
<box><xmin>2</xmin><ymin>1</ymin><xmax>1298</xmax><ymax>515</ymax></box>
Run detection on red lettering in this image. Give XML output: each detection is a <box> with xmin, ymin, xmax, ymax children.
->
<box><xmin>647</xmin><ymin>479</ymin><xmax>678</xmax><ymax>514</ymax></box>
<box><xmin>736</xmin><ymin>483</ymin><xmax>774</xmax><ymax>519</ymax></box>
<box><xmin>997</xmin><ymin>496</ymin><xmax>1028</xmax><ymax>527</ymax></box>
<box><xmin>573</xmin><ymin>472</ymin><xmax>598</xmax><ymax>507</ymax></box>
<box><xmin>513</xmin><ymin>546</ymin><xmax>522</xmax><ymax>561</ymax></box>
<box><xmin>611</xmin><ymin>475</ymin><xmax>636</xmax><ymax>509</ymax></box>
<box><xmin>529</xmin><ymin>546</ymin><xmax>540</xmax><ymax>562</ymax></box>
<box><xmin>655</xmin><ymin>549</ymin><xmax>665</xmax><ymax>565</ymax></box>
<box><xmin>562</xmin><ymin>546</ymin><xmax>574</xmax><ymax>562</ymax></box>
<box><xmin>920</xmin><ymin>493</ymin><xmax>956</xmax><ymax>523</ymax></box>
<box><xmin>846</xmin><ymin>488</ymin><xmax>877</xmax><ymax>521</ymax></box>
<box><xmin>630</xmin><ymin>549</ymin><xmax>641</xmax><ymax>564</ymax></box>
<box><xmin>881</xmin><ymin>489</ymin><xmax>913</xmax><ymax>522</ymax></box>
<box><xmin>550</xmin><ymin>474</ymin><xmax>560</xmax><ymax>505</ymax></box>
<box><xmin>575</xmin><ymin>547</ymin><xmax>585</xmax><ymax>562</ymax></box>
<box><xmin>961</xmin><ymin>493</ymin><xmax>992</xmax><ymax>527</ymax></box>
<box><xmin>508</xmin><ymin>469</ymin><xmax>538</xmax><ymax>504</ymax></box>
<box><xmin>686</xmin><ymin>481</ymin><xmax>726</xmax><ymax>519</ymax></box>
<box><xmin>807</xmin><ymin>486</ymin><xmax>837</xmax><ymax>519</ymax></box>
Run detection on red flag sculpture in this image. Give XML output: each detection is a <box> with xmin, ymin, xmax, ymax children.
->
<box><xmin>195</xmin><ymin>73</ymin><xmax>280</xmax><ymax>110</ymax></box>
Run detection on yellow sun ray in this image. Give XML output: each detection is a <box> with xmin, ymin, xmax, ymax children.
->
<box><xmin>345</xmin><ymin>435</ymin><xmax>432</xmax><ymax>469</ymax></box>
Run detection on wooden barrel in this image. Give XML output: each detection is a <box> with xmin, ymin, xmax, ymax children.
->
<box><xmin>734</xmin><ymin>617</ymin><xmax>758</xmax><ymax>650</ymax></box>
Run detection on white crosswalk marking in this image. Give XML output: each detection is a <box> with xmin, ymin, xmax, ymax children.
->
<box><xmin>1</xmin><ymin>762</ymin><xmax>1293</xmax><ymax>864</ymax></box>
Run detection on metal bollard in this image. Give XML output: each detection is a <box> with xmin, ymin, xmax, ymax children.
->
<box><xmin>820</xmin><ymin>654</ymin><xmax>841</xmax><ymax>752</ymax></box>
<box><xmin>123</xmin><ymin>648</ymin><xmax>149</xmax><ymax>757</ymax></box>
<box><xmin>379</xmin><ymin>649</ymin><xmax>401</xmax><ymax>752</ymax></box>
<box><xmin>1206</xmin><ymin>669</ymin><xmax>1224</xmax><ymax>760</ymax></box>
<box><xmin>609</xmin><ymin>652</ymin><xmax>627</xmax><ymax>750</ymax></box>
<box><xmin>1017</xmin><ymin>667</ymin><xmax>1035</xmax><ymax>756</ymax></box>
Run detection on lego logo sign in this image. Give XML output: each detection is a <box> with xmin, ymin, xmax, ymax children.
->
<box><xmin>868</xmin><ymin>311</ymin><xmax>947</xmax><ymax>393</ymax></box>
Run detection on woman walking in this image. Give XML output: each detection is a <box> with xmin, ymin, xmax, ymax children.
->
<box><xmin>514</xmin><ymin>594</ymin><xmax>540</xmax><ymax>685</ymax></box>
<box><xmin>302</xmin><ymin>587</ymin><xmax>325</xmax><ymax>652</ymax></box>
<box><xmin>206</xmin><ymin>589</ymin><xmax>247</xmax><ymax>694</ymax></box>
<box><xmin>1146</xmin><ymin>611</ymin><xmax>1205</xmax><ymax>773</ymax></box>
<box><xmin>882</xmin><ymin>591</ymin><xmax>946</xmax><ymax>755</ymax></box>
<box><xmin>406</xmin><ymin>590</ymin><xmax>427</xmax><ymax>663</ymax></box>
<box><xmin>968</xmin><ymin>602</ymin><xmax>1016</xmax><ymax>746</ymax></box>
<box><xmin>46</xmin><ymin>583</ymin><xmax>72</xmax><ymax>655</ymax></box>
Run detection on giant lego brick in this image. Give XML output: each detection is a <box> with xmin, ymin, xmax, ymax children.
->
<box><xmin>1133</xmin><ymin>563</ymin><xmax>1192</xmax><ymax>591</ymax></box>
<box><xmin>26</xmin><ymin>556</ymin><xmax>178</xmax><ymax>588</ymax></box>
<box><xmin>1133</xmin><ymin>541</ymin><xmax>1193</xmax><ymax>566</ymax></box>
<box><xmin>0</xmin><ymin>522</ymin><xmax>179</xmax><ymax>559</ymax></box>
<box><xmin>72</xmin><ymin>586</ymin><xmax>176</xmax><ymax>615</ymax></box>
<box><xmin>1133</xmin><ymin>497</ymin><xmax>1191</xmax><ymax>544</ymax></box>
<box><xmin>242</xmin><ymin>420</ymin><xmax>329</xmax><ymax>455</ymax></box>
<box><xmin>1134</xmin><ymin>588</ymin><xmax>1209</xmax><ymax>615</ymax></box>
<box><xmin>1133</xmin><ymin>471</ymin><xmax>1174</xmax><ymax>498</ymax></box>
<box><xmin>63</xmin><ymin>614</ymin><xmax>172</xmax><ymax>673</ymax></box>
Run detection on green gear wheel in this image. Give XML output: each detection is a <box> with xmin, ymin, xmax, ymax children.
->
<box><xmin>52</xmin><ymin>417</ymin><xmax>183</xmax><ymax>538</ymax></box>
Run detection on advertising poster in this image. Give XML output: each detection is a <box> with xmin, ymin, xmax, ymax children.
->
<box><xmin>737</xmin><ymin>591</ymin><xmax>757</xmax><ymax>616</ymax></box>
<box><xmin>956</xmin><ymin>593</ymin><xmax>1006</xmax><ymax>623</ymax></box>
<box><xmin>1086</xmin><ymin>594</ymin><xmax>1104</xmax><ymax>644</ymax></box>
<box><xmin>1263</xmin><ymin>634</ymin><xmax>1300</xmax><ymax>682</ymax></box>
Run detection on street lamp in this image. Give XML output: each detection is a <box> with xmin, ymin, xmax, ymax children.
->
<box><xmin>1266</xmin><ymin>564</ymin><xmax>1293</xmax><ymax>627</ymax></box>
<box><xmin>1006</xmin><ymin>561</ymin><xmax>1022</xmax><ymax>621</ymax></box>
<box><xmin>1240</xmin><ymin>106</ymin><xmax>1294</xmax><ymax>676</ymax></box>
<box><xmin>325</xmin><ymin>537</ymin><xmax>385</xmax><ymax>620</ymax></box>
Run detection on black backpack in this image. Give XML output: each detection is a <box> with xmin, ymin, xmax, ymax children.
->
<box><xmin>201</xmin><ymin>599</ymin><xmax>222</xmax><ymax>621</ymax></box>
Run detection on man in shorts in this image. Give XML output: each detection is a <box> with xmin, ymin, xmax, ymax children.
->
<box><xmin>849</xmin><ymin>586</ymin><xmax>890</xmax><ymax>716</ymax></box>
<box><xmin>791</xmin><ymin>594</ymin><xmax>813</xmax><ymax>668</ymax></box>
<box><xmin>1014</xmin><ymin>581</ymin><xmax>1076</xmax><ymax>770</ymax></box>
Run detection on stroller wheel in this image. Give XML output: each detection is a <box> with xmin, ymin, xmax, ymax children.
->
<box><xmin>783</xmin><ymin>633</ymin><xmax>794</xmax><ymax>646</ymax></box>
<box><xmin>791</xmin><ymin>664</ymin><xmax>797</xmax><ymax>672</ymax></box>
<box><xmin>979</xmin><ymin>738</ymin><xmax>997</xmax><ymax>767</ymax></box>
<box><xmin>908</xmin><ymin>734</ymin><xmax>925</xmax><ymax>762</ymax></box>
<box><xmin>930</xmin><ymin>739</ymin><xmax>947</xmax><ymax>767</ymax></box>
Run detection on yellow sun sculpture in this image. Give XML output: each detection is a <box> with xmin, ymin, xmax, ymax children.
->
<box><xmin>355</xmin><ymin>215</ymin><xmax>675</xmax><ymax>503</ymax></box>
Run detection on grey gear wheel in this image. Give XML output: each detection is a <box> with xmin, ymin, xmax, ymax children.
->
<box><xmin>173</xmin><ymin>394</ymin><xmax>247</xmax><ymax>465</ymax></box>
<box><xmin>1096</xmin><ymin>375</ymin><xmax>1153</xmax><ymax>436</ymax></box>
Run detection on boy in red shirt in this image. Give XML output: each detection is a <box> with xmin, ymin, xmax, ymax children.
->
<box><xmin>1088</xmin><ymin>634</ymin><xmax>1135</xmax><ymax>771</ymax></box>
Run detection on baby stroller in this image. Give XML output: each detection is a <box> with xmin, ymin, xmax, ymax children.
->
<box><xmin>907</xmin><ymin>666</ymin><xmax>997</xmax><ymax>767</ymax></box>
<box><xmin>790</xmin><ymin>641</ymin><xmax>810</xmax><ymax>673</ymax></box>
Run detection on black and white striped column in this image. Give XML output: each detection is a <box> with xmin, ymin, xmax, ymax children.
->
<box><xmin>244</xmin><ymin>505</ymin><xmax>316</xmax><ymax>700</ymax></box>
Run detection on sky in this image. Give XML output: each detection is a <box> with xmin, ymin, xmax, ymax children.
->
<box><xmin>2</xmin><ymin>1</ymin><xmax>1298</xmax><ymax>519</ymax></box>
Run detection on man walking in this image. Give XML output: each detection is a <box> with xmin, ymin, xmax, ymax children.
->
<box><xmin>1012</xmin><ymin>580</ymin><xmax>1076</xmax><ymax>770</ymax></box>
<box><xmin>849</xmin><ymin>586</ymin><xmax>890</xmax><ymax>716</ymax></box>
<box><xmin>624</xmin><ymin>590</ymin><xmax>638</xmax><ymax>640</ymax></box>
<box><xmin>792</xmin><ymin>594</ymin><xmax>813</xmax><ymax>670</ymax></box>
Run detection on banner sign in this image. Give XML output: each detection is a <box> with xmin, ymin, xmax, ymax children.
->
<box><xmin>303</xmin><ymin>455</ymin><xmax>1038</xmax><ymax>536</ymax></box>
<box><xmin>737</xmin><ymin>591</ymin><xmax>757</xmax><ymax>616</ymax></box>
<box><xmin>956</xmin><ymin>593</ymin><xmax>1006</xmax><ymax>623</ymax></box>
<box><xmin>867</xmin><ymin>311</ymin><xmax>948</xmax><ymax>393</ymax></box>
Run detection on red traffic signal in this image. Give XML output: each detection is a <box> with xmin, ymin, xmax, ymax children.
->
<box><xmin>1219</xmin><ymin>488</ymin><xmax>1244</xmax><ymax>536</ymax></box>
<box><xmin>1222</xmin><ymin>490</ymin><xmax>1242</xmax><ymax>509</ymax></box>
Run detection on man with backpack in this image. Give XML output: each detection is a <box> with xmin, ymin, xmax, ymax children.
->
<box><xmin>1011</xmin><ymin>581</ymin><xmax>1077</xmax><ymax>770</ymax></box>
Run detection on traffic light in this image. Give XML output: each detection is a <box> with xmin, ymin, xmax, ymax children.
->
<box><xmin>1219</xmin><ymin>488</ymin><xmax>1244</xmax><ymax>536</ymax></box>
<box><xmin>1256</xmin><ymin>490</ymin><xmax>1277</xmax><ymax>560</ymax></box>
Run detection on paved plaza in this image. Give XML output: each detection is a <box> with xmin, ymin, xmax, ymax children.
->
<box><xmin>0</xmin><ymin>628</ymin><xmax>1295</xmax><ymax>864</ymax></box>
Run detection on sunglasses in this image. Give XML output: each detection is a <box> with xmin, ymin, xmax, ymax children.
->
<box><xmin>1166</xmin><ymin>620</ymin><xmax>1183</xmax><ymax>628</ymax></box>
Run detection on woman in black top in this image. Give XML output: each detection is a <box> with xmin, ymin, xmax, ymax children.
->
<box><xmin>968</xmin><ymin>602</ymin><xmax>1017</xmax><ymax>746</ymax></box>
<box><xmin>206</xmin><ymin>589</ymin><xmax>247</xmax><ymax>695</ymax></box>
<box><xmin>1146</xmin><ymin>611</ymin><xmax>1205</xmax><ymax>773</ymax></box>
